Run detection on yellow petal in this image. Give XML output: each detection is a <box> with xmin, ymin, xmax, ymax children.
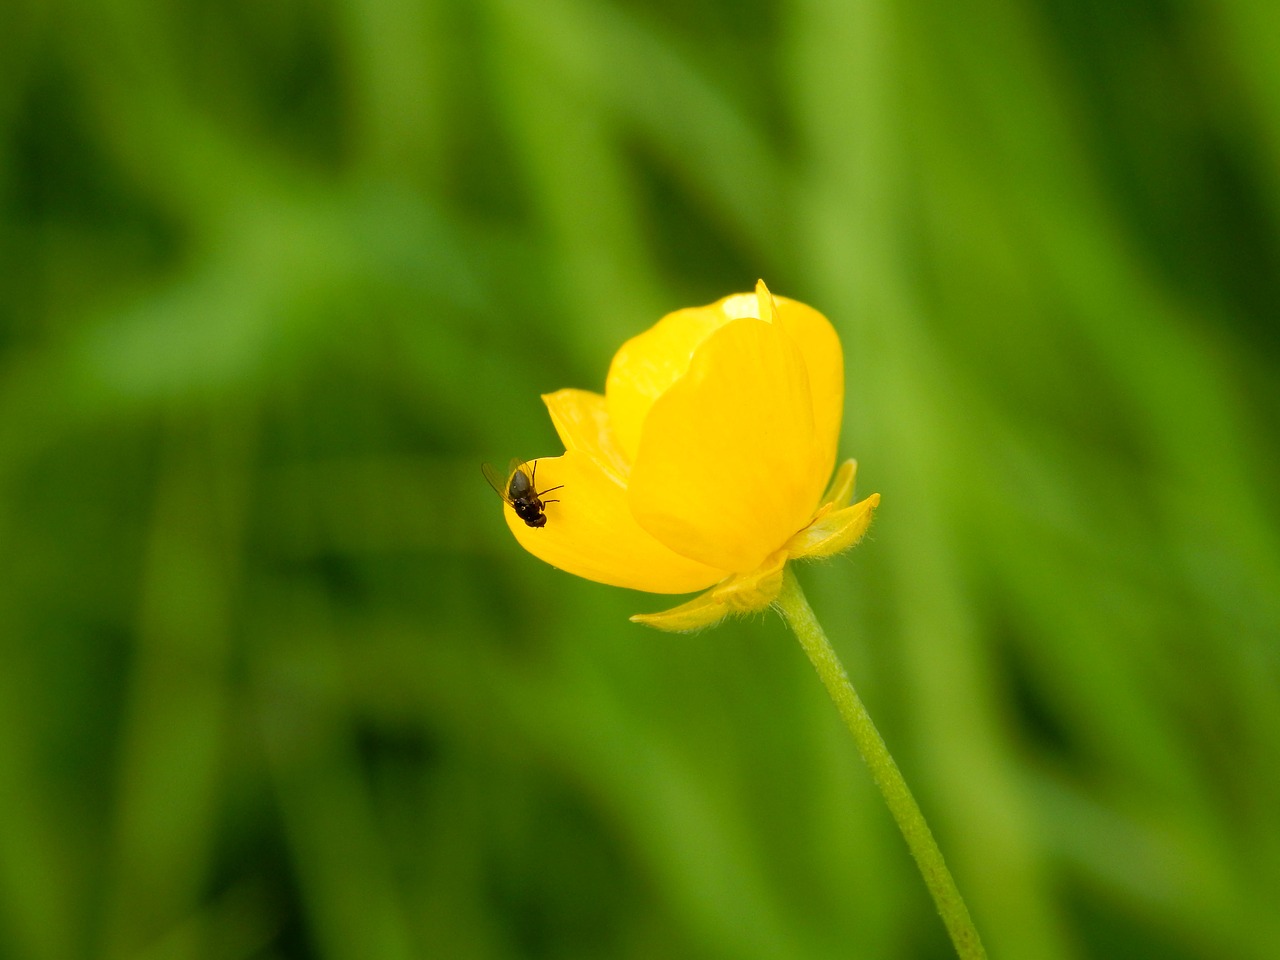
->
<box><xmin>542</xmin><ymin>389</ymin><xmax>630</xmax><ymax>485</ymax></box>
<box><xmin>717</xmin><ymin>289</ymin><xmax>771</xmax><ymax>321</ymax></box>
<box><xmin>694</xmin><ymin>284</ymin><xmax>845</xmax><ymax>488</ymax></box>
<box><xmin>603</xmin><ymin>282</ymin><xmax>837</xmax><ymax>467</ymax></box>
<box><xmin>772</xmin><ymin>294</ymin><xmax>843</xmax><ymax>489</ymax></box>
<box><xmin>604</xmin><ymin>305</ymin><xmax>736</xmax><ymax>462</ymax></box>
<box><xmin>754</xmin><ymin>278</ymin><xmax>777</xmax><ymax>325</ymax></box>
<box><xmin>629</xmin><ymin>588</ymin><xmax>729</xmax><ymax>632</ymax></box>
<box><xmin>628</xmin><ymin>318</ymin><xmax>824</xmax><ymax>573</ymax></box>
<box><xmin>505</xmin><ymin>451</ymin><xmax>727</xmax><ymax>594</ymax></box>
<box><xmin>786</xmin><ymin>493</ymin><xmax>880</xmax><ymax>560</ymax></box>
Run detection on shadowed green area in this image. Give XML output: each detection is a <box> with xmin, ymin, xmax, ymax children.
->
<box><xmin>2</xmin><ymin>0</ymin><xmax>1278</xmax><ymax>958</ymax></box>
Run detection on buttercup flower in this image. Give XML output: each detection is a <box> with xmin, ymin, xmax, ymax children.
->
<box><xmin>498</xmin><ymin>280</ymin><xmax>879</xmax><ymax>631</ymax></box>
<box><xmin>490</xmin><ymin>288</ymin><xmax>985</xmax><ymax>958</ymax></box>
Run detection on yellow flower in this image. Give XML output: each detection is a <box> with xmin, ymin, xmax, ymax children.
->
<box><xmin>499</xmin><ymin>280</ymin><xmax>880</xmax><ymax>631</ymax></box>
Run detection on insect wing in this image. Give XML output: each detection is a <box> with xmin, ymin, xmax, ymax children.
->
<box><xmin>483</xmin><ymin>459</ymin><xmax>537</xmax><ymax>501</ymax></box>
<box><xmin>481</xmin><ymin>462</ymin><xmax>514</xmax><ymax>503</ymax></box>
<box><xmin>506</xmin><ymin>458</ymin><xmax>537</xmax><ymax>498</ymax></box>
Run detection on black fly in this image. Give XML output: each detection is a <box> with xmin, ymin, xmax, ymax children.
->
<box><xmin>483</xmin><ymin>459</ymin><xmax>563</xmax><ymax>528</ymax></box>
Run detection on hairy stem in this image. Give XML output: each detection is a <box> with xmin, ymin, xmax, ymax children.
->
<box><xmin>775</xmin><ymin>567</ymin><xmax>987</xmax><ymax>960</ymax></box>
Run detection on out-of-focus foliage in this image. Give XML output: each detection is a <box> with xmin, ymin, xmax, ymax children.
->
<box><xmin>1</xmin><ymin>0</ymin><xmax>1277</xmax><ymax>957</ymax></box>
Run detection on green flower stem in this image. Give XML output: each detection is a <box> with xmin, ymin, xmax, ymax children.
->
<box><xmin>775</xmin><ymin>567</ymin><xmax>987</xmax><ymax>960</ymax></box>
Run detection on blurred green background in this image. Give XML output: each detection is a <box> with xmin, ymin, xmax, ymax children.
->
<box><xmin>2</xmin><ymin>0</ymin><xmax>1278</xmax><ymax>957</ymax></box>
